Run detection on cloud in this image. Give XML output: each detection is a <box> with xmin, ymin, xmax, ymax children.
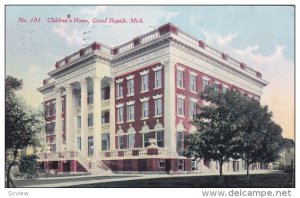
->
<box><xmin>164</xmin><ymin>11</ymin><xmax>180</xmax><ymax>21</ymax></box>
<box><xmin>235</xmin><ymin>45</ymin><xmax>287</xmax><ymax>66</ymax></box>
<box><xmin>80</xmin><ymin>6</ymin><xmax>107</xmax><ymax>16</ymax></box>
<box><xmin>201</xmin><ymin>29</ymin><xmax>237</xmax><ymax>47</ymax></box>
<box><xmin>201</xmin><ymin>29</ymin><xmax>294</xmax><ymax>139</ymax></box>
<box><xmin>53</xmin><ymin>24</ymin><xmax>84</xmax><ymax>45</ymax></box>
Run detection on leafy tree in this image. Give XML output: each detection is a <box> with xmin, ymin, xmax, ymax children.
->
<box><xmin>185</xmin><ymin>86</ymin><xmax>244</xmax><ymax>180</ymax></box>
<box><xmin>5</xmin><ymin>75</ymin><xmax>43</xmax><ymax>187</ymax></box>
<box><xmin>233</xmin><ymin>98</ymin><xmax>283</xmax><ymax>180</ymax></box>
<box><xmin>17</xmin><ymin>154</ymin><xmax>41</xmax><ymax>180</ymax></box>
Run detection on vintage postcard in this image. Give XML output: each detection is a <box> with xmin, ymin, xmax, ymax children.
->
<box><xmin>4</xmin><ymin>4</ymin><xmax>295</xmax><ymax>197</ymax></box>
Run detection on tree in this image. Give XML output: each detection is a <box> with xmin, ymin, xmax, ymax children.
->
<box><xmin>233</xmin><ymin>98</ymin><xmax>283</xmax><ymax>180</ymax></box>
<box><xmin>18</xmin><ymin>154</ymin><xmax>41</xmax><ymax>180</ymax></box>
<box><xmin>5</xmin><ymin>75</ymin><xmax>43</xmax><ymax>187</ymax></box>
<box><xmin>185</xmin><ymin>86</ymin><xmax>244</xmax><ymax>181</ymax></box>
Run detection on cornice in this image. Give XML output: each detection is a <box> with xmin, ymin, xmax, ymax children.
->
<box><xmin>170</xmin><ymin>38</ymin><xmax>268</xmax><ymax>87</ymax></box>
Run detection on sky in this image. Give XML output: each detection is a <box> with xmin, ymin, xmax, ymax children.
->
<box><xmin>5</xmin><ymin>5</ymin><xmax>295</xmax><ymax>140</ymax></box>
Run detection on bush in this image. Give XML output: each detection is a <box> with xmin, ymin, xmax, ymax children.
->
<box><xmin>18</xmin><ymin>154</ymin><xmax>41</xmax><ymax>180</ymax></box>
<box><xmin>284</xmin><ymin>165</ymin><xmax>294</xmax><ymax>174</ymax></box>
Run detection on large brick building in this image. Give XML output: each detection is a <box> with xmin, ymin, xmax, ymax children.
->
<box><xmin>37</xmin><ymin>23</ymin><xmax>268</xmax><ymax>174</ymax></box>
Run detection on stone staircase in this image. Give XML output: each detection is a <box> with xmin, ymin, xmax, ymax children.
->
<box><xmin>75</xmin><ymin>150</ymin><xmax>112</xmax><ymax>175</ymax></box>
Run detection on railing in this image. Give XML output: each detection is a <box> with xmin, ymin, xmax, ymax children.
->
<box><xmin>101</xmin><ymin>123</ymin><xmax>110</xmax><ymax>130</ymax></box>
<box><xmin>118</xmin><ymin>42</ymin><xmax>134</xmax><ymax>53</ymax></box>
<box><xmin>140</xmin><ymin>30</ymin><xmax>160</xmax><ymax>44</ymax></box>
<box><xmin>74</xmin><ymin>150</ymin><xmax>91</xmax><ymax>170</ymax></box>
<box><xmin>177</xmin><ymin>29</ymin><xmax>198</xmax><ymax>46</ymax></box>
<box><xmin>100</xmin><ymin>147</ymin><xmax>169</xmax><ymax>159</ymax></box>
<box><xmin>101</xmin><ymin>99</ymin><xmax>110</xmax><ymax>110</ymax></box>
<box><xmin>100</xmin><ymin>44</ymin><xmax>111</xmax><ymax>55</ymax></box>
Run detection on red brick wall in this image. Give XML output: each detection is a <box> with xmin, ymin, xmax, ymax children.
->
<box><xmin>174</xmin><ymin>63</ymin><xmax>260</xmax><ymax>134</ymax></box>
<box><xmin>114</xmin><ymin>62</ymin><xmax>164</xmax><ymax>149</ymax></box>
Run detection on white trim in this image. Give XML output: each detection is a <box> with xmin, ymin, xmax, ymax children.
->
<box><xmin>141</xmin><ymin>122</ymin><xmax>150</xmax><ymax>133</ymax></box>
<box><xmin>126</xmin><ymin>74</ymin><xmax>134</xmax><ymax>80</ymax></box>
<box><xmin>177</xmin><ymin>65</ymin><xmax>185</xmax><ymax>71</ymax></box>
<box><xmin>176</xmin><ymin>120</ymin><xmax>186</xmax><ymax>131</ymax></box>
<box><xmin>127</xmin><ymin>124</ymin><xmax>136</xmax><ymax>134</ymax></box>
<box><xmin>116</xmin><ymin>78</ymin><xmax>124</xmax><ymax>83</ymax></box>
<box><xmin>141</xmin><ymin>117</ymin><xmax>149</xmax><ymax>120</ymax></box>
<box><xmin>153</xmin><ymin>94</ymin><xmax>163</xmax><ymax>99</ymax></box>
<box><xmin>177</xmin><ymin>94</ymin><xmax>186</xmax><ymax>99</ymax></box>
<box><xmin>154</xmin><ymin>120</ymin><xmax>164</xmax><ymax>130</ymax></box>
<box><xmin>190</xmin><ymin>97</ymin><xmax>199</xmax><ymax>103</ymax></box>
<box><xmin>116</xmin><ymin>103</ymin><xmax>124</xmax><ymax>108</ymax></box>
<box><xmin>126</xmin><ymin>100</ymin><xmax>135</xmax><ymax>106</ymax></box>
<box><xmin>202</xmin><ymin>100</ymin><xmax>210</xmax><ymax>106</ymax></box>
<box><xmin>202</xmin><ymin>76</ymin><xmax>210</xmax><ymax>81</ymax></box>
<box><xmin>222</xmin><ymin>84</ymin><xmax>229</xmax><ymax>88</ymax></box>
<box><xmin>140</xmin><ymin>97</ymin><xmax>150</xmax><ymax>102</ymax></box>
<box><xmin>152</xmin><ymin>65</ymin><xmax>163</xmax><ymax>71</ymax></box>
<box><xmin>214</xmin><ymin>81</ymin><xmax>221</xmax><ymax>85</ymax></box>
<box><xmin>189</xmin><ymin>71</ymin><xmax>197</xmax><ymax>76</ymax></box>
<box><xmin>140</xmin><ymin>69</ymin><xmax>149</xmax><ymax>75</ymax></box>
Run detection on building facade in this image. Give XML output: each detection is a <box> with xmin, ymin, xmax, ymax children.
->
<box><xmin>37</xmin><ymin>23</ymin><xmax>268</xmax><ymax>174</ymax></box>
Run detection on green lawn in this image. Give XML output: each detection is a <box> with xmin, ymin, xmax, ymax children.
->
<box><xmin>69</xmin><ymin>173</ymin><xmax>294</xmax><ymax>188</ymax></box>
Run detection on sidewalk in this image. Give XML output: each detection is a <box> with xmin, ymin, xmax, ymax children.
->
<box><xmin>16</xmin><ymin>170</ymin><xmax>281</xmax><ymax>188</ymax></box>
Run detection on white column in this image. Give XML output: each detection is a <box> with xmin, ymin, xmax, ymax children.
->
<box><xmin>66</xmin><ymin>84</ymin><xmax>75</xmax><ymax>151</ymax></box>
<box><xmin>109</xmin><ymin>81</ymin><xmax>115</xmax><ymax>151</ymax></box>
<box><xmin>92</xmin><ymin>76</ymin><xmax>102</xmax><ymax>159</ymax></box>
<box><xmin>164</xmin><ymin>60</ymin><xmax>177</xmax><ymax>157</ymax></box>
<box><xmin>80</xmin><ymin>79</ymin><xmax>88</xmax><ymax>156</ymax></box>
<box><xmin>55</xmin><ymin>88</ymin><xmax>62</xmax><ymax>152</ymax></box>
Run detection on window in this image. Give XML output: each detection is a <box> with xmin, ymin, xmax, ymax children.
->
<box><xmin>178</xmin><ymin>159</ymin><xmax>184</xmax><ymax>170</ymax></box>
<box><xmin>118</xmin><ymin>136</ymin><xmax>125</xmax><ymax>149</ymax></box>
<box><xmin>101</xmin><ymin>134</ymin><xmax>110</xmax><ymax>151</ymax></box>
<box><xmin>155</xmin><ymin>99</ymin><xmax>162</xmax><ymax>116</ymax></box>
<box><xmin>176</xmin><ymin>131</ymin><xmax>184</xmax><ymax>151</ymax></box>
<box><xmin>189</xmin><ymin>100</ymin><xmax>197</xmax><ymax>119</ymax></box>
<box><xmin>88</xmin><ymin>136</ymin><xmax>94</xmax><ymax>156</ymax></box>
<box><xmin>77</xmin><ymin>116</ymin><xmax>81</xmax><ymax>128</ymax></box>
<box><xmin>50</xmin><ymin>144</ymin><xmax>56</xmax><ymax>152</ymax></box>
<box><xmin>45</xmin><ymin>104</ymin><xmax>51</xmax><ymax>117</ymax></box>
<box><xmin>141</xmin><ymin>101</ymin><xmax>149</xmax><ymax>118</ymax></box>
<box><xmin>127</xmin><ymin>105</ymin><xmax>135</xmax><ymax>121</ymax></box>
<box><xmin>177</xmin><ymin>98</ymin><xmax>184</xmax><ymax>116</ymax></box>
<box><xmin>154</xmin><ymin>70</ymin><xmax>162</xmax><ymax>88</ymax></box>
<box><xmin>117</xmin><ymin>107</ymin><xmax>123</xmax><ymax>123</ymax></box>
<box><xmin>116</xmin><ymin>83</ymin><xmax>123</xmax><ymax>98</ymax></box>
<box><xmin>202</xmin><ymin>79</ymin><xmax>209</xmax><ymax>90</ymax></box>
<box><xmin>176</xmin><ymin>70</ymin><xmax>184</xmax><ymax>88</ymax></box>
<box><xmin>127</xmin><ymin>79</ymin><xmax>134</xmax><ymax>96</ymax></box>
<box><xmin>87</xmin><ymin>92</ymin><xmax>93</xmax><ymax>105</ymax></box>
<box><xmin>77</xmin><ymin>137</ymin><xmax>81</xmax><ymax>150</ymax></box>
<box><xmin>190</xmin><ymin>74</ymin><xmax>197</xmax><ymax>92</ymax></box>
<box><xmin>128</xmin><ymin>134</ymin><xmax>135</xmax><ymax>149</ymax></box>
<box><xmin>46</xmin><ymin>123</ymin><xmax>51</xmax><ymax>134</ymax></box>
<box><xmin>159</xmin><ymin>160</ymin><xmax>165</xmax><ymax>168</ymax></box>
<box><xmin>192</xmin><ymin>160</ymin><xmax>197</xmax><ymax>170</ymax></box>
<box><xmin>52</xmin><ymin>122</ymin><xmax>56</xmax><ymax>134</ymax></box>
<box><xmin>101</xmin><ymin>112</ymin><xmax>110</xmax><ymax>124</ymax></box>
<box><xmin>156</xmin><ymin>131</ymin><xmax>164</xmax><ymax>147</ymax></box>
<box><xmin>88</xmin><ymin>113</ymin><xmax>93</xmax><ymax>127</ymax></box>
<box><xmin>52</xmin><ymin>102</ymin><xmax>56</xmax><ymax>115</ymax></box>
<box><xmin>143</xmin><ymin>133</ymin><xmax>150</xmax><ymax>147</ymax></box>
<box><xmin>141</xmin><ymin>74</ymin><xmax>149</xmax><ymax>92</ymax></box>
